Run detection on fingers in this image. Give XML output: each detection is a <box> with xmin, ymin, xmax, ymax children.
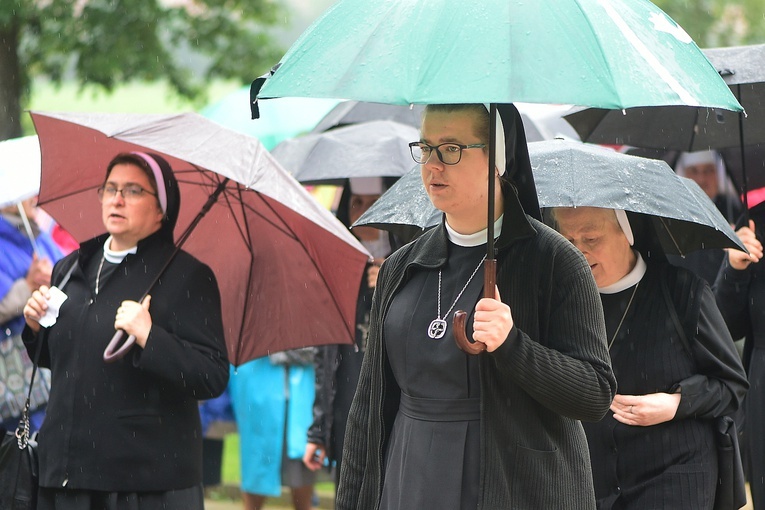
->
<box><xmin>472</xmin><ymin>286</ymin><xmax>513</xmax><ymax>352</ymax></box>
<box><xmin>23</xmin><ymin>286</ymin><xmax>52</xmax><ymax>332</ymax></box>
<box><xmin>302</xmin><ymin>443</ymin><xmax>325</xmax><ymax>471</ymax></box>
<box><xmin>115</xmin><ymin>299</ymin><xmax>153</xmax><ymax>348</ymax></box>
<box><xmin>610</xmin><ymin>393</ymin><xmax>679</xmax><ymax>427</ymax></box>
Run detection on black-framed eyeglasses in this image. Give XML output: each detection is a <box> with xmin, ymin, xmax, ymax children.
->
<box><xmin>97</xmin><ymin>184</ymin><xmax>157</xmax><ymax>203</ymax></box>
<box><xmin>408</xmin><ymin>141</ymin><xmax>487</xmax><ymax>165</ymax></box>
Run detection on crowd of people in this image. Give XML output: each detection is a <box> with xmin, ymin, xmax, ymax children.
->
<box><xmin>2</xmin><ymin>101</ymin><xmax>763</xmax><ymax>510</ymax></box>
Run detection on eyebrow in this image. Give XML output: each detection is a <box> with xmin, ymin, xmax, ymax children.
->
<box><xmin>420</xmin><ymin>137</ymin><xmax>469</xmax><ymax>144</ymax></box>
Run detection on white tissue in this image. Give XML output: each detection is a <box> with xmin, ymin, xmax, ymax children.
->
<box><xmin>38</xmin><ymin>286</ymin><xmax>68</xmax><ymax>328</ymax></box>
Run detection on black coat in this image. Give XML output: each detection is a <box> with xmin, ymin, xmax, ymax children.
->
<box><xmin>588</xmin><ymin>261</ymin><xmax>747</xmax><ymax>509</ymax></box>
<box><xmin>337</xmin><ymin>192</ymin><xmax>617</xmax><ymax>510</ymax></box>
<box><xmin>714</xmin><ymin>205</ymin><xmax>765</xmax><ymax>508</ymax></box>
<box><xmin>23</xmin><ymin>231</ymin><xmax>229</xmax><ymax>492</ymax></box>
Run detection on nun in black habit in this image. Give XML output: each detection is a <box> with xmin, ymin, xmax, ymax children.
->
<box><xmin>22</xmin><ymin>152</ymin><xmax>229</xmax><ymax>510</ymax></box>
<box><xmin>552</xmin><ymin>206</ymin><xmax>748</xmax><ymax>510</ymax></box>
<box><xmin>335</xmin><ymin>104</ymin><xmax>616</xmax><ymax>510</ymax></box>
<box><xmin>713</xmin><ymin>197</ymin><xmax>765</xmax><ymax>510</ymax></box>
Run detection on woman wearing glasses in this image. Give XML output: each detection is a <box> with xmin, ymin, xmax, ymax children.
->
<box><xmin>22</xmin><ymin>152</ymin><xmax>229</xmax><ymax>510</ymax></box>
<box><xmin>336</xmin><ymin>104</ymin><xmax>616</xmax><ymax>510</ymax></box>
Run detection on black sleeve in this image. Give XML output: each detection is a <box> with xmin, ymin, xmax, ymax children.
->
<box><xmin>712</xmin><ymin>258</ymin><xmax>752</xmax><ymax>341</ymax></box>
<box><xmin>674</xmin><ymin>283</ymin><xmax>749</xmax><ymax>420</ymax></box>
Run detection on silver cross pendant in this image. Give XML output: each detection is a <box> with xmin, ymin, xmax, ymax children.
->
<box><xmin>427</xmin><ymin>318</ymin><xmax>447</xmax><ymax>339</ymax></box>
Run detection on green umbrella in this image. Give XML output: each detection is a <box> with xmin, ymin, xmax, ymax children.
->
<box><xmin>251</xmin><ymin>0</ymin><xmax>743</xmax><ymax>354</ymax></box>
<box><xmin>255</xmin><ymin>0</ymin><xmax>742</xmax><ymax>110</ymax></box>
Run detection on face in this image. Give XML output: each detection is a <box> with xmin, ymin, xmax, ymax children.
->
<box><xmin>1</xmin><ymin>197</ymin><xmax>37</xmax><ymax>219</ymax></box>
<box><xmin>420</xmin><ymin>109</ymin><xmax>494</xmax><ymax>233</ymax></box>
<box><xmin>554</xmin><ymin>207</ymin><xmax>635</xmax><ymax>287</ymax></box>
<box><xmin>348</xmin><ymin>193</ymin><xmax>381</xmax><ymax>241</ymax></box>
<box><xmin>101</xmin><ymin>163</ymin><xmax>163</xmax><ymax>250</ymax></box>
<box><xmin>684</xmin><ymin>162</ymin><xmax>718</xmax><ymax>198</ymax></box>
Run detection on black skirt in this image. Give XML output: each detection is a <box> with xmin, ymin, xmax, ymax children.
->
<box><xmin>37</xmin><ymin>485</ymin><xmax>204</xmax><ymax>510</ymax></box>
<box><xmin>380</xmin><ymin>243</ymin><xmax>485</xmax><ymax>510</ymax></box>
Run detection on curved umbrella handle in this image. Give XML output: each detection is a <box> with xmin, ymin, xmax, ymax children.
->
<box><xmin>453</xmin><ymin>259</ymin><xmax>495</xmax><ymax>355</ymax></box>
<box><xmin>103</xmin><ymin>330</ymin><xmax>136</xmax><ymax>363</ymax></box>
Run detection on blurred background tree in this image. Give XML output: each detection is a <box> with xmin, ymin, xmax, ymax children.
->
<box><xmin>655</xmin><ymin>0</ymin><xmax>765</xmax><ymax>48</ymax></box>
<box><xmin>0</xmin><ymin>0</ymin><xmax>286</xmax><ymax>140</ymax></box>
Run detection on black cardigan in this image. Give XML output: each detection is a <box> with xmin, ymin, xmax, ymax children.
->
<box><xmin>23</xmin><ymin>231</ymin><xmax>229</xmax><ymax>492</ymax></box>
<box><xmin>336</xmin><ymin>191</ymin><xmax>617</xmax><ymax>510</ymax></box>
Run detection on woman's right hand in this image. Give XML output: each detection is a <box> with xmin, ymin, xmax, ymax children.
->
<box><xmin>728</xmin><ymin>220</ymin><xmax>762</xmax><ymax>270</ymax></box>
<box><xmin>23</xmin><ymin>285</ymin><xmax>51</xmax><ymax>333</ymax></box>
<box><xmin>303</xmin><ymin>442</ymin><xmax>326</xmax><ymax>471</ymax></box>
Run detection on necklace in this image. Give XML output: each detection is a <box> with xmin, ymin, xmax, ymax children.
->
<box><xmin>95</xmin><ymin>254</ymin><xmax>106</xmax><ymax>296</ymax></box>
<box><xmin>427</xmin><ymin>254</ymin><xmax>487</xmax><ymax>339</ymax></box>
<box><xmin>608</xmin><ymin>282</ymin><xmax>639</xmax><ymax>349</ymax></box>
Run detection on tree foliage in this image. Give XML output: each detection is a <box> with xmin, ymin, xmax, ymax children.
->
<box><xmin>0</xmin><ymin>0</ymin><xmax>286</xmax><ymax>139</ymax></box>
<box><xmin>655</xmin><ymin>0</ymin><xmax>765</xmax><ymax>48</ymax></box>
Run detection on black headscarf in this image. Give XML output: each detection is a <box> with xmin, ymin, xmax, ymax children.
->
<box><xmin>496</xmin><ymin>103</ymin><xmax>542</xmax><ymax>221</ymax></box>
<box><xmin>105</xmin><ymin>152</ymin><xmax>181</xmax><ymax>242</ymax></box>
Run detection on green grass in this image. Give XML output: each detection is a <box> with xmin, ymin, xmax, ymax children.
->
<box><xmin>221</xmin><ymin>433</ymin><xmax>242</xmax><ymax>484</ymax></box>
<box><xmin>21</xmin><ymin>79</ymin><xmax>242</xmax><ymax>135</ymax></box>
<box><xmin>220</xmin><ymin>433</ymin><xmax>334</xmax><ymax>493</ymax></box>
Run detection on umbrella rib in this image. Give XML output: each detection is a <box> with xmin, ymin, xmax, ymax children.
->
<box><xmin>37</xmin><ymin>185</ymin><xmax>100</xmax><ymax>206</ymax></box>
<box><xmin>222</xmin><ymin>185</ymin><xmax>255</xmax><ymax>366</ymax></box>
<box><xmin>658</xmin><ymin>217</ymin><xmax>685</xmax><ymax>257</ymax></box>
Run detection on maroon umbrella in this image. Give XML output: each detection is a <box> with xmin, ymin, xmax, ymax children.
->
<box><xmin>31</xmin><ymin>111</ymin><xmax>370</xmax><ymax>366</ymax></box>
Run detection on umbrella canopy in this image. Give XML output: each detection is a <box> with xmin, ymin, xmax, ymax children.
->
<box><xmin>30</xmin><ymin>111</ymin><xmax>371</xmax><ymax>366</ymax></box>
<box><xmin>255</xmin><ymin>0</ymin><xmax>742</xmax><ymax>111</ymax></box>
<box><xmin>563</xmin><ymin>44</ymin><xmax>765</xmax><ymax>151</ymax></box>
<box><xmin>355</xmin><ymin>140</ymin><xmax>745</xmax><ymax>255</ymax></box>
<box><xmin>201</xmin><ymin>86</ymin><xmax>340</xmax><ymax>150</ymax></box>
<box><xmin>531</xmin><ymin>140</ymin><xmax>744</xmax><ymax>255</ymax></box>
<box><xmin>0</xmin><ymin>136</ymin><xmax>41</xmax><ymax>208</ymax></box>
<box><xmin>271</xmin><ymin>120</ymin><xmax>419</xmax><ymax>184</ymax></box>
<box><xmin>311</xmin><ymin>101</ymin><xmax>425</xmax><ymax>133</ymax></box>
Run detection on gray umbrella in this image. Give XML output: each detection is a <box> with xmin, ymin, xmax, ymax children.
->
<box><xmin>271</xmin><ymin>120</ymin><xmax>419</xmax><ymax>184</ymax></box>
<box><xmin>355</xmin><ymin>139</ymin><xmax>746</xmax><ymax>254</ymax></box>
<box><xmin>311</xmin><ymin>101</ymin><xmax>425</xmax><ymax>133</ymax></box>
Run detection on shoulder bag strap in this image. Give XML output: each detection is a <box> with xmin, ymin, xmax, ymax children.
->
<box><xmin>17</xmin><ymin>256</ymin><xmax>78</xmax><ymax>446</ymax></box>
<box><xmin>660</xmin><ymin>264</ymin><xmax>697</xmax><ymax>362</ymax></box>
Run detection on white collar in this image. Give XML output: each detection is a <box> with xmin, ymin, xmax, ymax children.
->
<box><xmin>598</xmin><ymin>250</ymin><xmax>646</xmax><ymax>294</ymax></box>
<box><xmin>445</xmin><ymin>215</ymin><xmax>503</xmax><ymax>247</ymax></box>
<box><xmin>103</xmin><ymin>236</ymin><xmax>138</xmax><ymax>264</ymax></box>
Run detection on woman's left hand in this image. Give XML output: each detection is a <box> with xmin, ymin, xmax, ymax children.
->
<box><xmin>114</xmin><ymin>295</ymin><xmax>153</xmax><ymax>348</ymax></box>
<box><xmin>472</xmin><ymin>286</ymin><xmax>513</xmax><ymax>352</ymax></box>
<box><xmin>611</xmin><ymin>392</ymin><xmax>681</xmax><ymax>426</ymax></box>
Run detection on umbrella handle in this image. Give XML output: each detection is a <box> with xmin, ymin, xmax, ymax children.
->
<box><xmin>453</xmin><ymin>259</ymin><xmax>495</xmax><ymax>355</ymax></box>
<box><xmin>103</xmin><ymin>330</ymin><xmax>136</xmax><ymax>363</ymax></box>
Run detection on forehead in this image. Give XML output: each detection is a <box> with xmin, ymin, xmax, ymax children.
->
<box><xmin>684</xmin><ymin>163</ymin><xmax>716</xmax><ymax>174</ymax></box>
<box><xmin>106</xmin><ymin>163</ymin><xmax>152</xmax><ymax>185</ymax></box>
<box><xmin>421</xmin><ymin>109</ymin><xmax>480</xmax><ymax>143</ymax></box>
<box><xmin>555</xmin><ymin>207</ymin><xmax>614</xmax><ymax>234</ymax></box>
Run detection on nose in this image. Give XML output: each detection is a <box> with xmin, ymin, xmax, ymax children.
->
<box><xmin>423</xmin><ymin>152</ymin><xmax>446</xmax><ymax>172</ymax></box>
<box><xmin>110</xmin><ymin>190</ymin><xmax>126</xmax><ymax>205</ymax></box>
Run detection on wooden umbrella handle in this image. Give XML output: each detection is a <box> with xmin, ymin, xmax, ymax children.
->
<box><xmin>453</xmin><ymin>259</ymin><xmax>495</xmax><ymax>355</ymax></box>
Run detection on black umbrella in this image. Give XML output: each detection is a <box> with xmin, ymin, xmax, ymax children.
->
<box><xmin>355</xmin><ymin>139</ymin><xmax>746</xmax><ymax>255</ymax></box>
<box><xmin>564</xmin><ymin>43</ymin><xmax>765</xmax><ymax>211</ymax></box>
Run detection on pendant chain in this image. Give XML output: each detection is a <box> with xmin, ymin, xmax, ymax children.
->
<box><xmin>95</xmin><ymin>254</ymin><xmax>106</xmax><ymax>296</ymax></box>
<box><xmin>427</xmin><ymin>254</ymin><xmax>487</xmax><ymax>340</ymax></box>
<box><xmin>436</xmin><ymin>254</ymin><xmax>487</xmax><ymax>321</ymax></box>
<box><xmin>608</xmin><ymin>282</ymin><xmax>639</xmax><ymax>349</ymax></box>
